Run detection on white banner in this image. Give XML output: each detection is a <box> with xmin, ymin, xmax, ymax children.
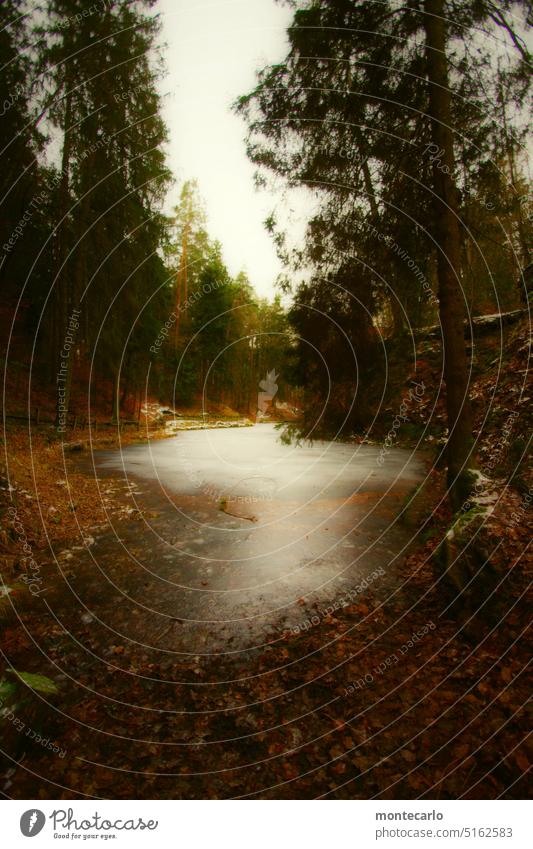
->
<box><xmin>2</xmin><ymin>799</ymin><xmax>530</xmax><ymax>848</ymax></box>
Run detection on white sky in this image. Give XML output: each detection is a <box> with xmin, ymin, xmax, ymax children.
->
<box><xmin>157</xmin><ymin>0</ymin><xmax>295</xmax><ymax>299</ymax></box>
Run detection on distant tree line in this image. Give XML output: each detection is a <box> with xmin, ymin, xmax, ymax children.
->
<box><xmin>0</xmin><ymin>0</ymin><xmax>294</xmax><ymax>424</ymax></box>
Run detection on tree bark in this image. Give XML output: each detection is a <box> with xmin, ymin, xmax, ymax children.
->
<box><xmin>111</xmin><ymin>369</ymin><xmax>121</xmax><ymax>423</ymax></box>
<box><xmin>424</xmin><ymin>0</ymin><xmax>474</xmax><ymax>507</ymax></box>
<box><xmin>54</xmin><ymin>86</ymin><xmax>73</xmax><ymax>428</ymax></box>
<box><xmin>498</xmin><ymin>76</ymin><xmax>530</xmax><ymax>272</ymax></box>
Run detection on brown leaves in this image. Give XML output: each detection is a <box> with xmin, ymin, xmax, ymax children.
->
<box><xmin>2</xmin><ymin>412</ymin><xmax>530</xmax><ymax>800</ymax></box>
<box><xmin>512</xmin><ymin>750</ymin><xmax>529</xmax><ymax>773</ymax></box>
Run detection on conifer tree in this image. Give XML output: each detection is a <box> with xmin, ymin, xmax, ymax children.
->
<box><xmin>38</xmin><ymin>0</ymin><xmax>171</xmax><ymax>422</ymax></box>
<box><xmin>236</xmin><ymin>0</ymin><xmax>531</xmax><ymax>504</ymax></box>
<box><xmin>0</xmin><ymin>0</ymin><xmax>44</xmax><ymax>289</ymax></box>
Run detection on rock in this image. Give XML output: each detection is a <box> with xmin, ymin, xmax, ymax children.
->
<box><xmin>432</xmin><ymin>507</ymin><xmax>503</xmax><ymax>632</ymax></box>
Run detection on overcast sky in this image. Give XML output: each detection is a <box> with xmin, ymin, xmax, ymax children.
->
<box><xmin>157</xmin><ymin>0</ymin><xmax>295</xmax><ymax>299</ymax></box>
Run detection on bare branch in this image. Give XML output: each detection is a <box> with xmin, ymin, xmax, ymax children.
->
<box><xmin>486</xmin><ymin>3</ymin><xmax>531</xmax><ymax>65</ymax></box>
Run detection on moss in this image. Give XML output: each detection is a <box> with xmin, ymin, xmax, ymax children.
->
<box><xmin>434</xmin><ymin>503</ymin><xmax>487</xmax><ymax>579</ymax></box>
<box><xmin>420</xmin><ymin>526</ymin><xmax>440</xmax><ymax>544</ymax></box>
<box><xmin>451</xmin><ymin>504</ymin><xmax>485</xmax><ymax>535</ymax></box>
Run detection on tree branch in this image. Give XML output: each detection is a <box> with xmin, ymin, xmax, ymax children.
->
<box><xmin>486</xmin><ymin>4</ymin><xmax>531</xmax><ymax>65</ymax></box>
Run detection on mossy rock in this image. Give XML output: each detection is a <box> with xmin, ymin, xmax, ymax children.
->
<box><xmin>432</xmin><ymin>508</ymin><xmax>502</xmax><ymax>629</ymax></box>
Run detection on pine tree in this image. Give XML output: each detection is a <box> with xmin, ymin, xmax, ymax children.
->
<box><xmin>167</xmin><ymin>180</ymin><xmax>211</xmax><ymax>346</ymax></box>
<box><xmin>236</xmin><ymin>0</ymin><xmax>531</xmax><ymax>505</ymax></box>
<box><xmin>0</xmin><ymin>0</ymin><xmax>44</xmax><ymax>290</ymax></box>
<box><xmin>38</xmin><ymin>0</ymin><xmax>171</xmax><ymax>423</ymax></box>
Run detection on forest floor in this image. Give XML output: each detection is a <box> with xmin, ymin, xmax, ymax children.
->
<box><xmin>0</xmin><ymin>316</ymin><xmax>531</xmax><ymax>800</ymax></box>
<box><xmin>0</xmin><ymin>457</ymin><xmax>530</xmax><ymax>800</ymax></box>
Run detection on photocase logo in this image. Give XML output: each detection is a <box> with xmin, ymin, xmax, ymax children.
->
<box><xmin>20</xmin><ymin>809</ymin><xmax>46</xmax><ymax>837</ymax></box>
<box><xmin>257</xmin><ymin>369</ymin><xmax>279</xmax><ymax>416</ymax></box>
<box><xmin>259</xmin><ymin>369</ymin><xmax>279</xmax><ymax>395</ymax></box>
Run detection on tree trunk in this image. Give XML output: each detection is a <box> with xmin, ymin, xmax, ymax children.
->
<box><xmin>424</xmin><ymin>0</ymin><xmax>474</xmax><ymax>507</ymax></box>
<box><xmin>120</xmin><ymin>376</ymin><xmax>129</xmax><ymax>410</ymax></box>
<box><xmin>111</xmin><ymin>369</ymin><xmax>121</xmax><ymax>424</ymax></box>
<box><xmin>54</xmin><ymin>87</ymin><xmax>73</xmax><ymax>429</ymax></box>
<box><xmin>498</xmin><ymin>77</ymin><xmax>530</xmax><ymax>273</ymax></box>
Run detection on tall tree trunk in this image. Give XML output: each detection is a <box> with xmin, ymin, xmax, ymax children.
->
<box><xmin>120</xmin><ymin>372</ymin><xmax>130</xmax><ymax>410</ymax></box>
<box><xmin>54</xmin><ymin>87</ymin><xmax>73</xmax><ymax>429</ymax></box>
<box><xmin>111</xmin><ymin>369</ymin><xmax>120</xmax><ymax>424</ymax></box>
<box><xmin>498</xmin><ymin>76</ymin><xmax>530</xmax><ymax>273</ymax></box>
<box><xmin>424</xmin><ymin>0</ymin><xmax>474</xmax><ymax>507</ymax></box>
<box><xmin>175</xmin><ymin>218</ymin><xmax>190</xmax><ymax>349</ymax></box>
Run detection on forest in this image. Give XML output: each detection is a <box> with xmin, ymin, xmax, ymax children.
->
<box><xmin>0</xmin><ymin>0</ymin><xmax>531</xmax><ymax>807</ymax></box>
<box><xmin>1</xmin><ymin>0</ymin><xmax>294</xmax><ymax>425</ymax></box>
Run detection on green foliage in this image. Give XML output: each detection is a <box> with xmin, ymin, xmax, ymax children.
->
<box><xmin>0</xmin><ymin>679</ymin><xmax>17</xmax><ymax>700</ymax></box>
<box><xmin>236</xmin><ymin>0</ymin><xmax>531</xmax><ymax>437</ymax></box>
<box><xmin>0</xmin><ymin>0</ymin><xmax>45</xmax><ymax>293</ymax></box>
<box><xmin>7</xmin><ymin>669</ymin><xmax>58</xmax><ymax>695</ymax></box>
<box><xmin>27</xmin><ymin>0</ymin><xmax>172</xmax><ymax>413</ymax></box>
<box><xmin>0</xmin><ymin>2</ymin><xmax>303</xmax><ymax>419</ymax></box>
<box><xmin>154</xmin><ymin>186</ymin><xmax>297</xmax><ymax>412</ymax></box>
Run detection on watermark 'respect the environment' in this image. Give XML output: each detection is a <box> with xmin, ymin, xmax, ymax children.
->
<box><xmin>344</xmin><ymin>621</ymin><xmax>436</xmax><ymax>695</ymax></box>
<box><xmin>6</xmin><ymin>507</ymin><xmax>45</xmax><ymax>596</ymax></box>
<box><xmin>56</xmin><ymin>309</ymin><xmax>81</xmax><ymax>434</ymax></box>
<box><xmin>377</xmin><ymin>381</ymin><xmax>426</xmax><ymax>465</ymax></box>
<box><xmin>150</xmin><ymin>278</ymin><xmax>225</xmax><ymax>354</ymax></box>
<box><xmin>1</xmin><ymin>701</ymin><xmax>66</xmax><ymax>759</ymax></box>
<box><xmin>278</xmin><ymin>567</ymin><xmax>385</xmax><ymax>638</ymax></box>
